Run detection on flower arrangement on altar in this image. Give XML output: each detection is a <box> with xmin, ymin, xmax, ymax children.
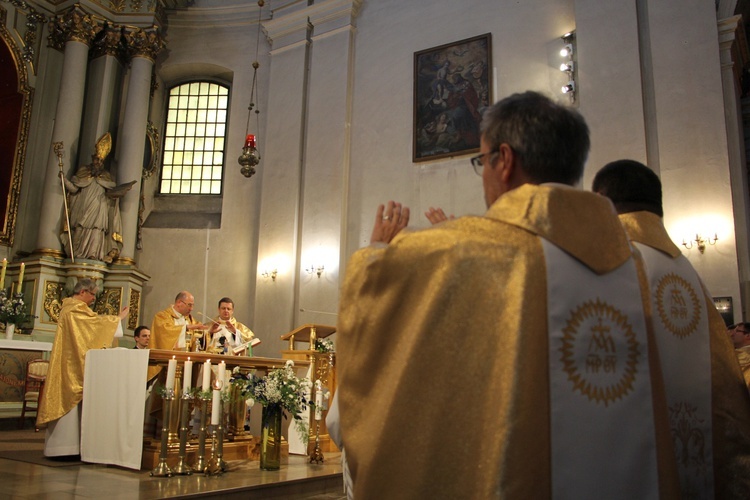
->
<box><xmin>0</xmin><ymin>289</ymin><xmax>33</xmax><ymax>326</ymax></box>
<box><xmin>314</xmin><ymin>338</ymin><xmax>334</xmax><ymax>353</ymax></box>
<box><xmin>231</xmin><ymin>360</ymin><xmax>311</xmax><ymax>433</ymax></box>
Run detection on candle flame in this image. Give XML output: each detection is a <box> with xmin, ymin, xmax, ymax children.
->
<box><xmin>212</xmin><ymin>379</ymin><xmax>223</xmax><ymax>391</ymax></box>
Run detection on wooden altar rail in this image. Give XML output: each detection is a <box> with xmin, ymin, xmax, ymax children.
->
<box><xmin>148</xmin><ymin>349</ymin><xmax>310</xmax><ymax>373</ymax></box>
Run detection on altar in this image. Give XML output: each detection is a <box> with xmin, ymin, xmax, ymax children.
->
<box><xmin>80</xmin><ymin>348</ymin><xmax>310</xmax><ymax>470</ymax></box>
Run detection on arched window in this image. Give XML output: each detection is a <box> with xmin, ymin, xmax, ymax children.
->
<box><xmin>160</xmin><ymin>81</ymin><xmax>229</xmax><ymax>194</ymax></box>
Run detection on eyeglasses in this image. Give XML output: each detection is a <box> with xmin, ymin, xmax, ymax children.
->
<box><xmin>180</xmin><ymin>300</ymin><xmax>194</xmax><ymax>307</ymax></box>
<box><xmin>469</xmin><ymin>148</ymin><xmax>499</xmax><ymax>176</ymax></box>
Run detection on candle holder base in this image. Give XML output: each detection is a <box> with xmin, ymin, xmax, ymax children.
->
<box><xmin>173</xmin><ymin>457</ymin><xmax>193</xmax><ymax>476</ymax></box>
<box><xmin>150</xmin><ymin>458</ymin><xmax>173</xmax><ymax>477</ymax></box>
<box><xmin>309</xmin><ymin>422</ymin><xmax>324</xmax><ymax>464</ymax></box>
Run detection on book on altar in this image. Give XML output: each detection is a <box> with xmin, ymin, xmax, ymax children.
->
<box><xmin>232</xmin><ymin>338</ymin><xmax>261</xmax><ymax>354</ymax></box>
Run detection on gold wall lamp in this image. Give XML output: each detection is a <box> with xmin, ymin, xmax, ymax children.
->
<box><xmin>682</xmin><ymin>233</ymin><xmax>718</xmax><ymax>253</ymax></box>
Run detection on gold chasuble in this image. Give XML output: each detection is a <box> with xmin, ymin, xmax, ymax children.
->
<box><xmin>337</xmin><ymin>185</ymin><xmax>680</xmax><ymax>499</ymax></box>
<box><xmin>619</xmin><ymin>211</ymin><xmax>750</xmax><ymax>497</ymax></box>
<box><xmin>148</xmin><ymin>306</ymin><xmax>202</xmax><ymax>379</ymax></box>
<box><xmin>37</xmin><ymin>297</ymin><xmax>121</xmax><ymax>425</ymax></box>
<box><xmin>206</xmin><ymin>316</ymin><xmax>254</xmax><ymax>354</ymax></box>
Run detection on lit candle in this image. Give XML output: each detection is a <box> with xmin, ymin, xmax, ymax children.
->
<box><xmin>211</xmin><ymin>384</ymin><xmax>221</xmax><ymax>425</ymax></box>
<box><xmin>0</xmin><ymin>258</ymin><xmax>6</xmax><ymax>289</ymax></box>
<box><xmin>183</xmin><ymin>358</ymin><xmax>193</xmax><ymax>394</ymax></box>
<box><xmin>245</xmin><ymin>134</ymin><xmax>256</xmax><ymax>148</ymax></box>
<box><xmin>166</xmin><ymin>356</ymin><xmax>177</xmax><ymax>391</ymax></box>
<box><xmin>202</xmin><ymin>360</ymin><xmax>212</xmax><ymax>390</ymax></box>
<box><xmin>17</xmin><ymin>262</ymin><xmax>24</xmax><ymax>288</ymax></box>
<box><xmin>218</xmin><ymin>361</ymin><xmax>226</xmax><ymax>390</ymax></box>
<box><xmin>315</xmin><ymin>380</ymin><xmax>323</xmax><ymax>421</ymax></box>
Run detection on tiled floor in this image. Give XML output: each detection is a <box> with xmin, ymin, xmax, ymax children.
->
<box><xmin>0</xmin><ymin>425</ymin><xmax>344</xmax><ymax>499</ymax></box>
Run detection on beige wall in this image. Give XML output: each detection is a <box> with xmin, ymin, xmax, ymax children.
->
<box><xmin>8</xmin><ymin>0</ymin><xmax>748</xmax><ymax>342</ymax></box>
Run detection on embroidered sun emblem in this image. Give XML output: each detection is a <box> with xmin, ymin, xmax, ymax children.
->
<box><xmin>655</xmin><ymin>273</ymin><xmax>700</xmax><ymax>339</ymax></box>
<box><xmin>560</xmin><ymin>298</ymin><xmax>640</xmax><ymax>407</ymax></box>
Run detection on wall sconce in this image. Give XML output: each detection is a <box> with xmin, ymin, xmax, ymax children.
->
<box><xmin>559</xmin><ymin>30</ymin><xmax>576</xmax><ymax>103</ymax></box>
<box><xmin>261</xmin><ymin>268</ymin><xmax>278</xmax><ymax>281</ymax></box>
<box><xmin>682</xmin><ymin>234</ymin><xmax>718</xmax><ymax>254</ymax></box>
<box><xmin>305</xmin><ymin>264</ymin><xmax>325</xmax><ymax>278</ymax></box>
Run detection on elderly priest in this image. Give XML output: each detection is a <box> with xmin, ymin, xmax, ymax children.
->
<box><xmin>37</xmin><ymin>278</ymin><xmax>129</xmax><ymax>457</ymax></box>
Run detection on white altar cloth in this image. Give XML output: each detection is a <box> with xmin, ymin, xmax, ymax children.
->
<box><xmin>81</xmin><ymin>348</ymin><xmax>149</xmax><ymax>469</ymax></box>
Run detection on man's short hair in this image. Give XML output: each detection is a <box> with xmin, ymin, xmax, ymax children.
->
<box><xmin>730</xmin><ymin>322</ymin><xmax>750</xmax><ymax>331</ymax></box>
<box><xmin>73</xmin><ymin>278</ymin><xmax>97</xmax><ymax>295</ymax></box>
<box><xmin>134</xmin><ymin>325</ymin><xmax>150</xmax><ymax>338</ymax></box>
<box><xmin>175</xmin><ymin>291</ymin><xmax>189</xmax><ymax>302</ymax></box>
<box><xmin>592</xmin><ymin>159</ymin><xmax>663</xmax><ymax>217</ymax></box>
<box><xmin>218</xmin><ymin>297</ymin><xmax>234</xmax><ymax>307</ymax></box>
<box><xmin>480</xmin><ymin>90</ymin><xmax>590</xmax><ymax>185</ymax></box>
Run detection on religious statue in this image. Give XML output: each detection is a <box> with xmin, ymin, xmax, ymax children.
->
<box><xmin>60</xmin><ymin>133</ymin><xmax>136</xmax><ymax>263</ymax></box>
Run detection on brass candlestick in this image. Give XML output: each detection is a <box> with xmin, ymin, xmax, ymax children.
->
<box><xmin>309</xmin><ymin>421</ymin><xmax>324</xmax><ymax>464</ymax></box>
<box><xmin>151</xmin><ymin>389</ymin><xmax>174</xmax><ymax>477</ymax></box>
<box><xmin>173</xmin><ymin>392</ymin><xmax>193</xmax><ymax>475</ymax></box>
<box><xmin>217</xmin><ymin>399</ymin><xmax>226</xmax><ymax>472</ymax></box>
<box><xmin>205</xmin><ymin>427</ymin><xmax>222</xmax><ymax>476</ymax></box>
<box><xmin>192</xmin><ymin>396</ymin><xmax>209</xmax><ymax>473</ymax></box>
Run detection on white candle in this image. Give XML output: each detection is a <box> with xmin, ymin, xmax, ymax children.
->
<box><xmin>315</xmin><ymin>380</ymin><xmax>323</xmax><ymax>421</ymax></box>
<box><xmin>202</xmin><ymin>360</ymin><xmax>212</xmax><ymax>390</ymax></box>
<box><xmin>166</xmin><ymin>356</ymin><xmax>177</xmax><ymax>391</ymax></box>
<box><xmin>211</xmin><ymin>387</ymin><xmax>221</xmax><ymax>425</ymax></box>
<box><xmin>17</xmin><ymin>262</ymin><xmax>24</xmax><ymax>288</ymax></box>
<box><xmin>218</xmin><ymin>361</ymin><xmax>226</xmax><ymax>389</ymax></box>
<box><xmin>183</xmin><ymin>358</ymin><xmax>193</xmax><ymax>394</ymax></box>
<box><xmin>0</xmin><ymin>258</ymin><xmax>6</xmax><ymax>289</ymax></box>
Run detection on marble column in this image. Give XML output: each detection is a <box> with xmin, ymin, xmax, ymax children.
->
<box><xmin>117</xmin><ymin>27</ymin><xmax>164</xmax><ymax>264</ymax></box>
<box><xmin>34</xmin><ymin>7</ymin><xmax>98</xmax><ymax>257</ymax></box>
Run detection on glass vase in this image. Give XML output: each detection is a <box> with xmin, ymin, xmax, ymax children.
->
<box><xmin>5</xmin><ymin>323</ymin><xmax>14</xmax><ymax>340</ymax></box>
<box><xmin>260</xmin><ymin>404</ymin><xmax>282</xmax><ymax>470</ymax></box>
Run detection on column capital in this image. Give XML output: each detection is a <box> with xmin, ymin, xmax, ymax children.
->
<box><xmin>90</xmin><ymin>23</ymin><xmax>124</xmax><ymax>61</ymax></box>
<box><xmin>47</xmin><ymin>5</ymin><xmax>99</xmax><ymax>51</ymax></box>
<box><xmin>123</xmin><ymin>26</ymin><xmax>165</xmax><ymax>63</ymax></box>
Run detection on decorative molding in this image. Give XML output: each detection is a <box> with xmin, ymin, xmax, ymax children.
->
<box><xmin>43</xmin><ymin>281</ymin><xmax>66</xmax><ymax>324</ymax></box>
<box><xmin>47</xmin><ymin>5</ymin><xmax>100</xmax><ymax>51</ymax></box>
<box><xmin>263</xmin><ymin>0</ymin><xmax>361</xmax><ymax>45</ymax></box>
<box><xmin>718</xmin><ymin>15</ymin><xmax>749</xmax><ymax>88</ymax></box>
<box><xmin>93</xmin><ymin>286</ymin><xmax>122</xmax><ymax>316</ymax></box>
<box><xmin>122</xmin><ymin>25</ymin><xmax>164</xmax><ymax>62</ymax></box>
<box><xmin>128</xmin><ymin>288</ymin><xmax>140</xmax><ymax>329</ymax></box>
<box><xmin>0</xmin><ymin>15</ymin><xmax>33</xmax><ymax>247</ymax></box>
<box><xmin>89</xmin><ymin>22</ymin><xmax>124</xmax><ymax>60</ymax></box>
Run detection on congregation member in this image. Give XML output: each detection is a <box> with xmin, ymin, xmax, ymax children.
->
<box><xmin>205</xmin><ymin>297</ymin><xmax>257</xmax><ymax>356</ymax></box>
<box><xmin>336</xmin><ymin>91</ymin><xmax>681</xmax><ymax>498</ymax></box>
<box><xmin>37</xmin><ymin>278</ymin><xmax>129</xmax><ymax>457</ymax></box>
<box><xmin>133</xmin><ymin>325</ymin><xmax>151</xmax><ymax>349</ymax></box>
<box><xmin>729</xmin><ymin>322</ymin><xmax>750</xmax><ymax>393</ymax></box>
<box><xmin>593</xmin><ymin>159</ymin><xmax>750</xmax><ymax>497</ymax></box>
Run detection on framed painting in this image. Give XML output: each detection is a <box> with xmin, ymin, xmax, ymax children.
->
<box><xmin>413</xmin><ymin>33</ymin><xmax>492</xmax><ymax>162</ymax></box>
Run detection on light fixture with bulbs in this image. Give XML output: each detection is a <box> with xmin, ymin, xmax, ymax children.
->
<box><xmin>305</xmin><ymin>264</ymin><xmax>325</xmax><ymax>278</ymax></box>
<box><xmin>682</xmin><ymin>233</ymin><xmax>718</xmax><ymax>254</ymax></box>
<box><xmin>261</xmin><ymin>268</ymin><xmax>278</xmax><ymax>281</ymax></box>
<box><xmin>559</xmin><ymin>30</ymin><xmax>577</xmax><ymax>103</ymax></box>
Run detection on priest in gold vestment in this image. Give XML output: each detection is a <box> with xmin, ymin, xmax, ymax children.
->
<box><xmin>593</xmin><ymin>159</ymin><xmax>750</xmax><ymax>498</ymax></box>
<box><xmin>337</xmin><ymin>92</ymin><xmax>681</xmax><ymax>498</ymax></box>
<box><xmin>37</xmin><ymin>278</ymin><xmax>128</xmax><ymax>456</ymax></box>
<box><xmin>148</xmin><ymin>290</ymin><xmax>204</xmax><ymax>380</ymax></box>
<box><xmin>205</xmin><ymin>297</ymin><xmax>255</xmax><ymax>355</ymax></box>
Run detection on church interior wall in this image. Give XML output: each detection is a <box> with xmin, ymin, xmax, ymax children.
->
<box><xmin>137</xmin><ymin>7</ymin><xmax>267</xmax><ymax>339</ymax></box>
<box><xmin>2</xmin><ymin>0</ymin><xmax>748</xmax><ymax>345</ymax></box>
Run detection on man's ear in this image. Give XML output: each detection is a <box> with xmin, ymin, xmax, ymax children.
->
<box><xmin>495</xmin><ymin>143</ymin><xmax>516</xmax><ymax>185</ymax></box>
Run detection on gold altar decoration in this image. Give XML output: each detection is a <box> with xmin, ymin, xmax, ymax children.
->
<box><xmin>128</xmin><ymin>289</ymin><xmax>141</xmax><ymax>330</ymax></box>
<box><xmin>142</xmin><ymin>350</ymin><xmax>310</xmax><ymax>469</ymax></box>
<box><xmin>0</xmin><ymin>13</ymin><xmax>34</xmax><ymax>247</ymax></box>
<box><xmin>43</xmin><ymin>281</ymin><xmax>66</xmax><ymax>324</ymax></box>
<box><xmin>93</xmin><ymin>287</ymin><xmax>122</xmax><ymax>316</ymax></box>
